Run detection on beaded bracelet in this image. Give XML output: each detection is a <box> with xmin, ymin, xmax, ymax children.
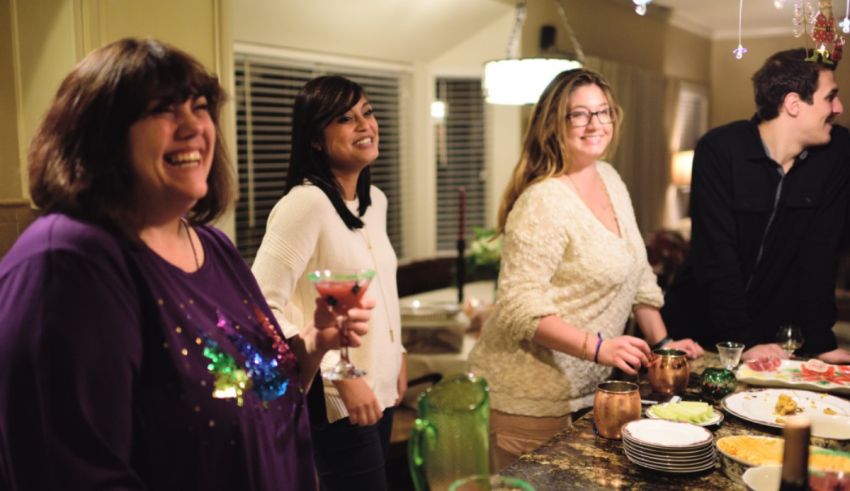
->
<box><xmin>593</xmin><ymin>332</ymin><xmax>603</xmax><ymax>364</ymax></box>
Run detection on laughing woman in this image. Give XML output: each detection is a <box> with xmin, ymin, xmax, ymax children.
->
<box><xmin>251</xmin><ymin>76</ymin><xmax>405</xmax><ymax>491</ymax></box>
<box><xmin>0</xmin><ymin>39</ymin><xmax>372</xmax><ymax>490</ymax></box>
<box><xmin>468</xmin><ymin>68</ymin><xmax>703</xmax><ymax>470</ymax></box>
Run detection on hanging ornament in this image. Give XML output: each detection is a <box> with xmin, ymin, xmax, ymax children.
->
<box><xmin>793</xmin><ymin>1</ymin><xmax>807</xmax><ymax>37</ymax></box>
<box><xmin>633</xmin><ymin>0</ymin><xmax>651</xmax><ymax>16</ymax></box>
<box><xmin>734</xmin><ymin>0</ymin><xmax>747</xmax><ymax>60</ymax></box>
<box><xmin>841</xmin><ymin>0</ymin><xmax>850</xmax><ymax>33</ymax></box>
<box><xmin>807</xmin><ymin>0</ymin><xmax>844</xmax><ymax>63</ymax></box>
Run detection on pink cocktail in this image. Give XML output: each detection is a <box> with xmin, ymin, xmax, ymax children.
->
<box><xmin>309</xmin><ymin>269</ymin><xmax>375</xmax><ymax>380</ymax></box>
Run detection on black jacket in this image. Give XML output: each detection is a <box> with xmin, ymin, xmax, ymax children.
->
<box><xmin>663</xmin><ymin>118</ymin><xmax>850</xmax><ymax>354</ymax></box>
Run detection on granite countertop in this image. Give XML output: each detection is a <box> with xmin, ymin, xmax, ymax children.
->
<box><xmin>501</xmin><ymin>354</ymin><xmax>850</xmax><ymax>490</ymax></box>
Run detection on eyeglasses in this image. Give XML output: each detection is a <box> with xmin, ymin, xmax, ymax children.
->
<box><xmin>566</xmin><ymin>108</ymin><xmax>613</xmax><ymax>127</ymax></box>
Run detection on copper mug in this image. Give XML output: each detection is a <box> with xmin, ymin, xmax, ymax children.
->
<box><xmin>593</xmin><ymin>381</ymin><xmax>641</xmax><ymax>439</ymax></box>
<box><xmin>647</xmin><ymin>348</ymin><xmax>689</xmax><ymax>395</ymax></box>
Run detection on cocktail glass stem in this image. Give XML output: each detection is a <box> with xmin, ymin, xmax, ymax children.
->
<box><xmin>309</xmin><ymin>268</ymin><xmax>374</xmax><ymax>380</ymax></box>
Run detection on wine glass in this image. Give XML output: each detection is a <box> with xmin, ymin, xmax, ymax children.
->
<box><xmin>716</xmin><ymin>341</ymin><xmax>745</xmax><ymax>371</ymax></box>
<box><xmin>775</xmin><ymin>325</ymin><xmax>804</xmax><ymax>358</ymax></box>
<box><xmin>309</xmin><ymin>268</ymin><xmax>375</xmax><ymax>380</ymax></box>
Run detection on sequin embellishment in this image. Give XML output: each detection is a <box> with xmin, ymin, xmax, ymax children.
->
<box><xmin>201</xmin><ymin>309</ymin><xmax>294</xmax><ymax>405</ymax></box>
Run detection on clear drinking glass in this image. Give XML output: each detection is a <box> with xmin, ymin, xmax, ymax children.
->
<box><xmin>308</xmin><ymin>268</ymin><xmax>375</xmax><ymax>380</ymax></box>
<box><xmin>716</xmin><ymin>341</ymin><xmax>745</xmax><ymax>371</ymax></box>
<box><xmin>776</xmin><ymin>325</ymin><xmax>804</xmax><ymax>357</ymax></box>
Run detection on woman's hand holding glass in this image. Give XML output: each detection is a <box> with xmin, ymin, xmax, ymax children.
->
<box><xmin>596</xmin><ymin>335</ymin><xmax>651</xmax><ymax>375</ymax></box>
<box><xmin>313</xmin><ymin>296</ymin><xmax>375</xmax><ymax>353</ymax></box>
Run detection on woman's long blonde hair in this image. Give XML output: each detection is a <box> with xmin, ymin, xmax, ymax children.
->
<box><xmin>496</xmin><ymin>68</ymin><xmax>623</xmax><ymax>233</ymax></box>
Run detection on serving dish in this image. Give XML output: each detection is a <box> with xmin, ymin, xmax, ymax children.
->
<box><xmin>736</xmin><ymin>359</ymin><xmax>850</xmax><ymax>396</ymax></box>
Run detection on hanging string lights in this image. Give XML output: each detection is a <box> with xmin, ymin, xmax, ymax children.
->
<box><xmin>733</xmin><ymin>0</ymin><xmax>748</xmax><ymax>59</ymax></box>
<box><xmin>633</xmin><ymin>0</ymin><xmax>652</xmax><ymax>16</ymax></box>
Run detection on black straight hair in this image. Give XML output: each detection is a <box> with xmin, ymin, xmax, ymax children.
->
<box><xmin>285</xmin><ymin>75</ymin><xmax>371</xmax><ymax>230</ymax></box>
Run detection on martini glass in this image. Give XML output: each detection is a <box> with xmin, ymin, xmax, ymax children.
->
<box><xmin>309</xmin><ymin>268</ymin><xmax>375</xmax><ymax>380</ymax></box>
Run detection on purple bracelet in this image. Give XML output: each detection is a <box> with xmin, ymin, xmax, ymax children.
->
<box><xmin>593</xmin><ymin>332</ymin><xmax>603</xmax><ymax>364</ymax></box>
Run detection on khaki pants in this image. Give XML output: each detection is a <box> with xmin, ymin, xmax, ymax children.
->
<box><xmin>488</xmin><ymin>409</ymin><xmax>573</xmax><ymax>472</ymax></box>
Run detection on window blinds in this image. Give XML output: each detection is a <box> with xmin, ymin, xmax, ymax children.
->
<box><xmin>435</xmin><ymin>78</ymin><xmax>486</xmax><ymax>252</ymax></box>
<box><xmin>234</xmin><ymin>54</ymin><xmax>404</xmax><ymax>263</ymax></box>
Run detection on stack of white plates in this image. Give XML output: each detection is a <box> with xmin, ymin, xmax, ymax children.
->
<box><xmin>621</xmin><ymin>419</ymin><xmax>717</xmax><ymax>474</ymax></box>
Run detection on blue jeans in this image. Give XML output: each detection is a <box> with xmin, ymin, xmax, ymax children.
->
<box><xmin>308</xmin><ymin>377</ymin><xmax>395</xmax><ymax>491</ymax></box>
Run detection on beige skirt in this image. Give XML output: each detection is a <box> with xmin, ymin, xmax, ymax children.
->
<box><xmin>489</xmin><ymin>409</ymin><xmax>573</xmax><ymax>472</ymax></box>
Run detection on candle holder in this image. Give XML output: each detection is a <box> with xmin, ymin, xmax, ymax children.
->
<box><xmin>700</xmin><ymin>367</ymin><xmax>737</xmax><ymax>400</ymax></box>
<box><xmin>457</xmin><ymin>237</ymin><xmax>466</xmax><ymax>304</ymax></box>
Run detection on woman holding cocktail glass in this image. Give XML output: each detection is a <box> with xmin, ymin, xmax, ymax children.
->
<box><xmin>469</xmin><ymin>68</ymin><xmax>703</xmax><ymax>470</ymax></box>
<box><xmin>252</xmin><ymin>76</ymin><xmax>404</xmax><ymax>490</ymax></box>
<box><xmin>0</xmin><ymin>39</ymin><xmax>372</xmax><ymax>490</ymax></box>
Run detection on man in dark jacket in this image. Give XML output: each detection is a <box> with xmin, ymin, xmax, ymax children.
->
<box><xmin>663</xmin><ymin>48</ymin><xmax>850</xmax><ymax>364</ymax></box>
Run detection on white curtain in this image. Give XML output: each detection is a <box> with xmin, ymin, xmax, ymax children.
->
<box><xmin>585</xmin><ymin>57</ymin><xmax>672</xmax><ymax>235</ymax></box>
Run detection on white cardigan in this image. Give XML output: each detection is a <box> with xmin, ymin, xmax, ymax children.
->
<box><xmin>252</xmin><ymin>183</ymin><xmax>402</xmax><ymax>423</ymax></box>
<box><xmin>469</xmin><ymin>163</ymin><xmax>663</xmax><ymax>417</ymax></box>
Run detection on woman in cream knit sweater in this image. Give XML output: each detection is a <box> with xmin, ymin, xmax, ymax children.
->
<box><xmin>468</xmin><ymin>68</ymin><xmax>703</xmax><ymax>470</ymax></box>
<box><xmin>251</xmin><ymin>76</ymin><xmax>404</xmax><ymax>491</ymax></box>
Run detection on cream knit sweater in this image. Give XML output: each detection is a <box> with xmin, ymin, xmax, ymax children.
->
<box><xmin>251</xmin><ymin>184</ymin><xmax>402</xmax><ymax>423</ymax></box>
<box><xmin>469</xmin><ymin>163</ymin><xmax>663</xmax><ymax>417</ymax></box>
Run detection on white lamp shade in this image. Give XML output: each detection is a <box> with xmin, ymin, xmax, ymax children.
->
<box><xmin>483</xmin><ymin>58</ymin><xmax>582</xmax><ymax>105</ymax></box>
<box><xmin>672</xmin><ymin>150</ymin><xmax>694</xmax><ymax>187</ymax></box>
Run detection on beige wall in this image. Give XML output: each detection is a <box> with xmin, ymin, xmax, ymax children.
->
<box><xmin>0</xmin><ymin>0</ymin><xmax>22</xmax><ymax>201</ymax></box>
<box><xmin>711</xmin><ymin>36</ymin><xmax>850</xmax><ymax>128</ymax></box>
<box><xmin>665</xmin><ymin>24</ymin><xmax>711</xmax><ymax>84</ymax></box>
<box><xmin>2</xmin><ymin>0</ymin><xmax>234</xmax><ymax>242</ymax></box>
<box><xmin>521</xmin><ymin>0</ymin><xmax>710</xmax><ymax>85</ymax></box>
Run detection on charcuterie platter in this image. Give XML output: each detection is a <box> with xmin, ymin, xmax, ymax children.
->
<box><xmin>735</xmin><ymin>358</ymin><xmax>850</xmax><ymax>395</ymax></box>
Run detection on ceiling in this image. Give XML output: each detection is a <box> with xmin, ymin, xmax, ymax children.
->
<box><xmin>653</xmin><ymin>0</ymin><xmax>850</xmax><ymax>40</ymax></box>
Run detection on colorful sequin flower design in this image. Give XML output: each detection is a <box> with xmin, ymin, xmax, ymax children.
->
<box><xmin>202</xmin><ymin>308</ymin><xmax>298</xmax><ymax>406</ymax></box>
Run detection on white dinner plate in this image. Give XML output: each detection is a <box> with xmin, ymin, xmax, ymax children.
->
<box><xmin>621</xmin><ymin>419</ymin><xmax>714</xmax><ymax>450</ymax></box>
<box><xmin>623</xmin><ymin>440</ymin><xmax>715</xmax><ymax>462</ymax></box>
<box><xmin>623</xmin><ymin>445</ymin><xmax>716</xmax><ymax>467</ymax></box>
<box><xmin>646</xmin><ymin>403</ymin><xmax>724</xmax><ymax>427</ymax></box>
<box><xmin>722</xmin><ymin>388</ymin><xmax>850</xmax><ymax>439</ymax></box>
<box><xmin>624</xmin><ymin>449</ymin><xmax>717</xmax><ymax>474</ymax></box>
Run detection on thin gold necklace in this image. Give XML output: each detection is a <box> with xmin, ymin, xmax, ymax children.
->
<box><xmin>358</xmin><ymin>223</ymin><xmax>395</xmax><ymax>342</ymax></box>
<box><xmin>180</xmin><ymin>217</ymin><xmax>200</xmax><ymax>270</ymax></box>
<box><xmin>566</xmin><ymin>170</ymin><xmax>613</xmax><ymax>213</ymax></box>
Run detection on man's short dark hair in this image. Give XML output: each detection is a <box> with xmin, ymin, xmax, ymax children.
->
<box><xmin>752</xmin><ymin>48</ymin><xmax>838</xmax><ymax>121</ymax></box>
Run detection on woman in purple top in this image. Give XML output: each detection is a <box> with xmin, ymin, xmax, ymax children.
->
<box><xmin>0</xmin><ymin>38</ymin><xmax>372</xmax><ymax>491</ymax></box>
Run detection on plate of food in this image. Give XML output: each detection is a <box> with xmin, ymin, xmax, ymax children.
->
<box><xmin>721</xmin><ymin>388</ymin><xmax>850</xmax><ymax>439</ymax></box>
<box><xmin>736</xmin><ymin>358</ymin><xmax>850</xmax><ymax>395</ymax></box>
<box><xmin>646</xmin><ymin>400</ymin><xmax>724</xmax><ymax>426</ymax></box>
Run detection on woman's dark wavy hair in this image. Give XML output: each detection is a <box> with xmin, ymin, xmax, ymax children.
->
<box><xmin>285</xmin><ymin>76</ymin><xmax>371</xmax><ymax>230</ymax></box>
<box><xmin>28</xmin><ymin>37</ymin><xmax>233</xmax><ymax>234</ymax></box>
<box><xmin>752</xmin><ymin>47</ymin><xmax>838</xmax><ymax>121</ymax></box>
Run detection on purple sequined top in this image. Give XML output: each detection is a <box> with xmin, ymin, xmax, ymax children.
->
<box><xmin>0</xmin><ymin>214</ymin><xmax>316</xmax><ymax>490</ymax></box>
